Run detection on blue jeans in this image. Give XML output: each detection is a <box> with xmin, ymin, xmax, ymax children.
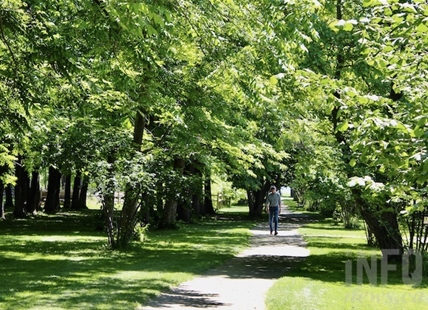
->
<box><xmin>269</xmin><ymin>206</ymin><xmax>279</xmax><ymax>233</ymax></box>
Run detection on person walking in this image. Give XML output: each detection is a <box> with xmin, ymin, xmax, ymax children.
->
<box><xmin>265</xmin><ymin>185</ymin><xmax>281</xmax><ymax>235</ymax></box>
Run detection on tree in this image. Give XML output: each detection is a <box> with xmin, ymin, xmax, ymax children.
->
<box><xmin>261</xmin><ymin>0</ymin><xmax>428</xmax><ymax>259</ymax></box>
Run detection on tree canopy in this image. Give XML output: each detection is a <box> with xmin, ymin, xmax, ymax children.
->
<box><xmin>1</xmin><ymin>0</ymin><xmax>427</xmax><ymax>255</ymax></box>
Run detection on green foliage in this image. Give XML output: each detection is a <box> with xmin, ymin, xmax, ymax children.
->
<box><xmin>1</xmin><ymin>0</ymin><xmax>427</xmax><ymax>255</ymax></box>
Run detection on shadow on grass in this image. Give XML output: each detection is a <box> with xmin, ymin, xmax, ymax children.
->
<box><xmin>0</xmin><ymin>210</ymin><xmax>256</xmax><ymax>309</ymax></box>
<box><xmin>2</xmin><ymin>210</ymin><xmax>426</xmax><ymax>310</ymax></box>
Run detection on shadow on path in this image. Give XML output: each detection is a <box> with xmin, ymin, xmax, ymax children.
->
<box><xmin>141</xmin><ymin>206</ymin><xmax>310</xmax><ymax>309</ymax></box>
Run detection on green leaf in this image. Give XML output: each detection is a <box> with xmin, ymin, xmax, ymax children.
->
<box><xmin>414</xmin><ymin>127</ymin><xmax>425</xmax><ymax>138</ymax></box>
<box><xmin>269</xmin><ymin>76</ymin><xmax>278</xmax><ymax>85</ymax></box>
<box><xmin>357</xmin><ymin>96</ymin><xmax>369</xmax><ymax>104</ymax></box>
<box><xmin>423</xmin><ymin>159</ymin><xmax>428</xmax><ymax>173</ymax></box>
<box><xmin>417</xmin><ymin>23</ymin><xmax>428</xmax><ymax>33</ymax></box>
<box><xmin>343</xmin><ymin>22</ymin><xmax>354</xmax><ymax>31</ymax></box>
<box><xmin>349</xmin><ymin>158</ymin><xmax>356</xmax><ymax>167</ymax></box>
<box><xmin>337</xmin><ymin>121</ymin><xmax>349</xmax><ymax>132</ymax></box>
<box><xmin>395</xmin><ymin>122</ymin><xmax>408</xmax><ymax>133</ymax></box>
<box><xmin>362</xmin><ymin>0</ymin><xmax>374</xmax><ymax>7</ymax></box>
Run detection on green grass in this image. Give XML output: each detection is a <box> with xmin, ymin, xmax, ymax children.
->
<box><xmin>0</xmin><ymin>210</ymin><xmax>254</xmax><ymax>310</ymax></box>
<box><xmin>217</xmin><ymin>204</ymin><xmax>249</xmax><ymax>214</ymax></box>
<box><xmin>266</xmin><ymin>219</ymin><xmax>428</xmax><ymax>310</ymax></box>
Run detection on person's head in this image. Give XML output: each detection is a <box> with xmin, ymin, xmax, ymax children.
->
<box><xmin>270</xmin><ymin>185</ymin><xmax>276</xmax><ymax>192</ymax></box>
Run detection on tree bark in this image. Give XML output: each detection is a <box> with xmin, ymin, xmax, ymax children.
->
<box><xmin>159</xmin><ymin>157</ymin><xmax>185</xmax><ymax>229</ymax></box>
<box><xmin>203</xmin><ymin>169</ymin><xmax>215</xmax><ymax>215</ymax></box>
<box><xmin>71</xmin><ymin>171</ymin><xmax>81</xmax><ymax>210</ymax></box>
<box><xmin>191</xmin><ymin>165</ymin><xmax>203</xmax><ymax>216</ymax></box>
<box><xmin>0</xmin><ymin>179</ymin><xmax>4</xmax><ymax>219</ymax></box>
<box><xmin>117</xmin><ymin>110</ymin><xmax>145</xmax><ymax>248</ymax></box>
<box><xmin>0</xmin><ymin>164</ymin><xmax>8</xmax><ymax>218</ymax></box>
<box><xmin>353</xmin><ymin>189</ymin><xmax>403</xmax><ymax>261</ymax></box>
<box><xmin>63</xmin><ymin>174</ymin><xmax>72</xmax><ymax>209</ymax></box>
<box><xmin>44</xmin><ymin>166</ymin><xmax>61</xmax><ymax>214</ymax></box>
<box><xmin>177</xmin><ymin>162</ymin><xmax>197</xmax><ymax>222</ymax></box>
<box><xmin>248</xmin><ymin>182</ymin><xmax>270</xmax><ymax>217</ymax></box>
<box><xmin>4</xmin><ymin>184</ymin><xmax>14</xmax><ymax>208</ymax></box>
<box><xmin>104</xmin><ymin>154</ymin><xmax>117</xmax><ymax>248</ymax></box>
<box><xmin>13</xmin><ymin>157</ymin><xmax>27</xmax><ymax>218</ymax></box>
<box><xmin>177</xmin><ymin>201</ymin><xmax>192</xmax><ymax>222</ymax></box>
<box><xmin>26</xmin><ymin>170</ymin><xmax>41</xmax><ymax>214</ymax></box>
<box><xmin>77</xmin><ymin>175</ymin><xmax>89</xmax><ymax>209</ymax></box>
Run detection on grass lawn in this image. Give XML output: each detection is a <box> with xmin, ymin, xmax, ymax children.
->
<box><xmin>0</xmin><ymin>209</ymin><xmax>255</xmax><ymax>310</ymax></box>
<box><xmin>266</xmin><ymin>219</ymin><xmax>428</xmax><ymax>310</ymax></box>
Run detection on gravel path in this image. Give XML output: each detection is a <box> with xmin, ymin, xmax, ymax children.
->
<box><xmin>141</xmin><ymin>206</ymin><xmax>310</xmax><ymax>310</ymax></box>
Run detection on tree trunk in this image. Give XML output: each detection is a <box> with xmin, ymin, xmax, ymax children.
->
<box><xmin>77</xmin><ymin>175</ymin><xmax>89</xmax><ymax>209</ymax></box>
<box><xmin>248</xmin><ymin>183</ymin><xmax>270</xmax><ymax>217</ymax></box>
<box><xmin>13</xmin><ymin>157</ymin><xmax>27</xmax><ymax>218</ymax></box>
<box><xmin>177</xmin><ymin>162</ymin><xmax>196</xmax><ymax>222</ymax></box>
<box><xmin>159</xmin><ymin>157</ymin><xmax>185</xmax><ymax>229</ymax></box>
<box><xmin>117</xmin><ymin>110</ymin><xmax>145</xmax><ymax>248</ymax></box>
<box><xmin>177</xmin><ymin>202</ymin><xmax>192</xmax><ymax>222</ymax></box>
<box><xmin>139</xmin><ymin>192</ymin><xmax>153</xmax><ymax>224</ymax></box>
<box><xmin>328</xmin><ymin>0</ymin><xmax>403</xmax><ymax>259</ymax></box>
<box><xmin>63</xmin><ymin>174</ymin><xmax>72</xmax><ymax>209</ymax></box>
<box><xmin>103</xmin><ymin>155</ymin><xmax>117</xmax><ymax>248</ymax></box>
<box><xmin>4</xmin><ymin>184</ymin><xmax>14</xmax><ymax>208</ymax></box>
<box><xmin>191</xmin><ymin>165</ymin><xmax>203</xmax><ymax>216</ymax></box>
<box><xmin>203</xmin><ymin>169</ymin><xmax>215</xmax><ymax>215</ymax></box>
<box><xmin>26</xmin><ymin>171</ymin><xmax>41</xmax><ymax>214</ymax></box>
<box><xmin>71</xmin><ymin>172</ymin><xmax>81</xmax><ymax>210</ymax></box>
<box><xmin>44</xmin><ymin>166</ymin><xmax>61</xmax><ymax>214</ymax></box>
<box><xmin>0</xmin><ymin>179</ymin><xmax>4</xmax><ymax>219</ymax></box>
<box><xmin>0</xmin><ymin>165</ymin><xmax>8</xmax><ymax>218</ymax></box>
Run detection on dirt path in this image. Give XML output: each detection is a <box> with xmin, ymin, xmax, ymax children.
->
<box><xmin>141</xmin><ymin>206</ymin><xmax>310</xmax><ymax>310</ymax></box>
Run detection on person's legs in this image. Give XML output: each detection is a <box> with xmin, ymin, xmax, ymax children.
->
<box><xmin>269</xmin><ymin>207</ymin><xmax>274</xmax><ymax>233</ymax></box>
<box><xmin>274</xmin><ymin>206</ymin><xmax>279</xmax><ymax>234</ymax></box>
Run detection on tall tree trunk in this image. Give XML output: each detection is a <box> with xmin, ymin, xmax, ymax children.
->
<box><xmin>177</xmin><ymin>162</ymin><xmax>196</xmax><ymax>222</ymax></box>
<box><xmin>353</xmin><ymin>189</ymin><xmax>403</xmax><ymax>261</ymax></box>
<box><xmin>139</xmin><ymin>192</ymin><xmax>153</xmax><ymax>224</ymax></box>
<box><xmin>191</xmin><ymin>165</ymin><xmax>204</xmax><ymax>216</ymax></box>
<box><xmin>103</xmin><ymin>154</ymin><xmax>117</xmax><ymax>248</ymax></box>
<box><xmin>71</xmin><ymin>172</ymin><xmax>81</xmax><ymax>210</ymax></box>
<box><xmin>159</xmin><ymin>157</ymin><xmax>185</xmax><ymax>229</ymax></box>
<box><xmin>44</xmin><ymin>166</ymin><xmax>61</xmax><ymax>214</ymax></box>
<box><xmin>177</xmin><ymin>201</ymin><xmax>192</xmax><ymax>222</ymax></box>
<box><xmin>4</xmin><ymin>184</ymin><xmax>14</xmax><ymax>208</ymax></box>
<box><xmin>248</xmin><ymin>183</ymin><xmax>270</xmax><ymax>217</ymax></box>
<box><xmin>26</xmin><ymin>171</ymin><xmax>41</xmax><ymax>214</ymax></box>
<box><xmin>117</xmin><ymin>110</ymin><xmax>145</xmax><ymax>248</ymax></box>
<box><xmin>0</xmin><ymin>164</ymin><xmax>8</xmax><ymax>218</ymax></box>
<box><xmin>13</xmin><ymin>157</ymin><xmax>27</xmax><ymax>218</ymax></box>
<box><xmin>77</xmin><ymin>175</ymin><xmax>89</xmax><ymax>209</ymax></box>
<box><xmin>203</xmin><ymin>169</ymin><xmax>215</xmax><ymax>215</ymax></box>
<box><xmin>63</xmin><ymin>174</ymin><xmax>72</xmax><ymax>209</ymax></box>
<box><xmin>4</xmin><ymin>184</ymin><xmax>15</xmax><ymax>209</ymax></box>
<box><xmin>0</xmin><ymin>179</ymin><xmax>4</xmax><ymax>219</ymax></box>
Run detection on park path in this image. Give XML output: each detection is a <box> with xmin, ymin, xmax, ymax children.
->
<box><xmin>141</xmin><ymin>206</ymin><xmax>310</xmax><ymax>310</ymax></box>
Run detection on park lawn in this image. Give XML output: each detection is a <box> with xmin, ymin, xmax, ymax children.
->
<box><xmin>266</xmin><ymin>220</ymin><xmax>428</xmax><ymax>310</ymax></box>
<box><xmin>0</xmin><ymin>210</ymin><xmax>254</xmax><ymax>310</ymax></box>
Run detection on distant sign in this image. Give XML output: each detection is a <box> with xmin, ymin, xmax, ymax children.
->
<box><xmin>424</xmin><ymin>216</ymin><xmax>428</xmax><ymax>225</ymax></box>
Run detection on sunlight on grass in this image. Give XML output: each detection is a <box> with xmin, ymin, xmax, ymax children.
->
<box><xmin>0</xmin><ymin>212</ymin><xmax>254</xmax><ymax>310</ymax></box>
<box><xmin>217</xmin><ymin>205</ymin><xmax>248</xmax><ymax>214</ymax></box>
<box><xmin>266</xmin><ymin>219</ymin><xmax>428</xmax><ymax>310</ymax></box>
<box><xmin>268</xmin><ymin>277</ymin><xmax>428</xmax><ymax>310</ymax></box>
